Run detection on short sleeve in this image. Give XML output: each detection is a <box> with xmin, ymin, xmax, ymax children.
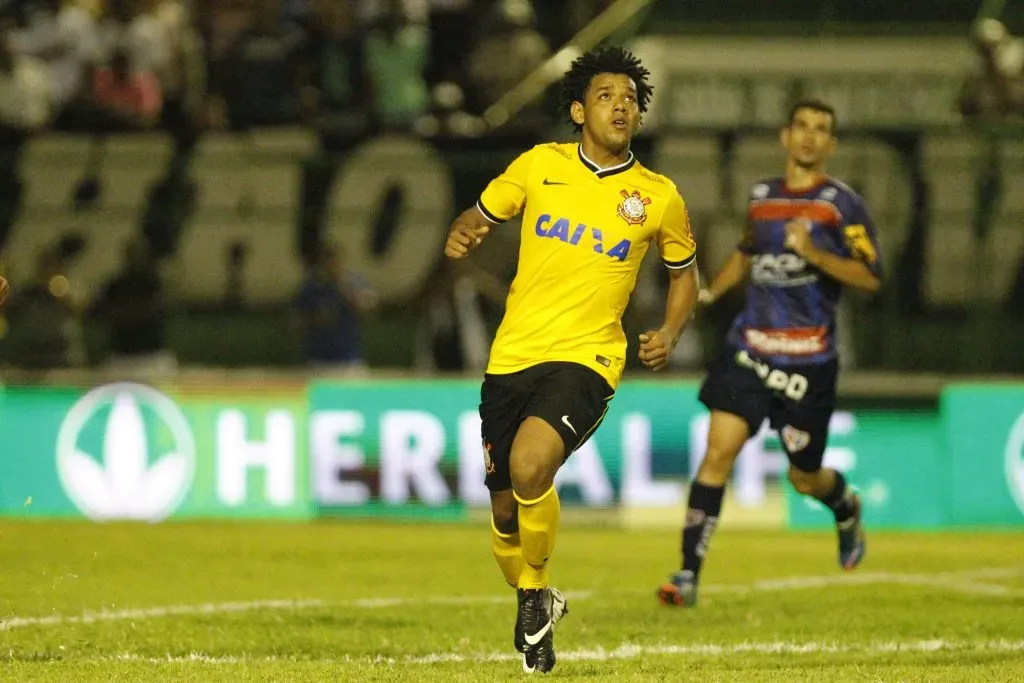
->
<box><xmin>477</xmin><ymin>148</ymin><xmax>536</xmax><ymax>223</ymax></box>
<box><xmin>656</xmin><ymin>190</ymin><xmax>697</xmax><ymax>269</ymax></box>
<box><xmin>840</xmin><ymin>198</ymin><xmax>884</xmax><ymax>279</ymax></box>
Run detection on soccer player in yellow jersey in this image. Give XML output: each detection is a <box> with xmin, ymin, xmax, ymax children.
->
<box><xmin>444</xmin><ymin>46</ymin><xmax>699</xmax><ymax>674</ymax></box>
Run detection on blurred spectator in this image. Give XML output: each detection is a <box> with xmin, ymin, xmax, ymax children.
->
<box><xmin>212</xmin><ymin>0</ymin><xmax>311</xmax><ymax>130</ymax></box>
<box><xmin>0</xmin><ymin>17</ymin><xmax>54</xmax><ymax>131</ymax></box>
<box><xmin>466</xmin><ymin>0</ymin><xmax>550</xmax><ymax>123</ymax></box>
<box><xmin>116</xmin><ymin>2</ymin><xmax>204</xmax><ymax>265</ymax></box>
<box><xmin>128</xmin><ymin>1</ymin><xmax>206</xmax><ymax>166</ymax></box>
<box><xmin>74</xmin><ymin>6</ymin><xmax>164</xmax><ymax>211</ymax></box>
<box><xmin>422</xmin><ymin>0</ymin><xmax>475</xmax><ymax>85</ymax></box>
<box><xmin>305</xmin><ymin>0</ymin><xmax>368</xmax><ymax>146</ymax></box>
<box><xmin>198</xmin><ymin>0</ymin><xmax>255</xmax><ymax>66</ymax></box>
<box><xmin>0</xmin><ymin>16</ymin><xmax>53</xmax><ymax>250</ymax></box>
<box><xmin>958</xmin><ymin>18</ymin><xmax>1024</xmax><ymax>119</ymax></box>
<box><xmin>956</xmin><ymin>18</ymin><xmax>1024</xmax><ymax>314</ymax></box>
<box><xmin>91</xmin><ymin>234</ymin><xmax>176</xmax><ymax>375</ymax></box>
<box><xmin>11</xmin><ymin>0</ymin><xmax>104</xmax><ymax>127</ymax></box>
<box><xmin>364</xmin><ymin>0</ymin><xmax>429</xmax><ymax>131</ymax></box>
<box><xmin>293</xmin><ymin>241</ymin><xmax>377</xmax><ymax>374</ymax></box>
<box><xmin>284</xmin><ymin>0</ymin><xmax>313</xmax><ymax>24</ymax></box>
<box><xmin>124</xmin><ymin>0</ymin><xmax>173</xmax><ymax>72</ymax></box>
<box><xmin>414</xmin><ymin>258</ymin><xmax>506</xmax><ymax>372</ymax></box>
<box><xmin>1</xmin><ymin>236</ymin><xmax>86</xmax><ymax>368</ymax></box>
<box><xmin>413</xmin><ymin>80</ymin><xmax>486</xmax><ymax>138</ymax></box>
<box><xmin>90</xmin><ymin>47</ymin><xmax>162</xmax><ymax>128</ymax></box>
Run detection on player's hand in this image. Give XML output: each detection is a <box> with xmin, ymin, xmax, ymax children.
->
<box><xmin>444</xmin><ymin>223</ymin><xmax>490</xmax><ymax>259</ymax></box>
<box><xmin>638</xmin><ymin>329</ymin><xmax>673</xmax><ymax>371</ymax></box>
<box><xmin>697</xmin><ymin>288</ymin><xmax>715</xmax><ymax>307</ymax></box>
<box><xmin>0</xmin><ymin>275</ymin><xmax>8</xmax><ymax>309</ymax></box>
<box><xmin>784</xmin><ymin>218</ymin><xmax>814</xmax><ymax>257</ymax></box>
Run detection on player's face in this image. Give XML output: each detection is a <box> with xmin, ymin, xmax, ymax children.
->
<box><xmin>575</xmin><ymin>73</ymin><xmax>641</xmax><ymax>153</ymax></box>
<box><xmin>781</xmin><ymin>108</ymin><xmax>836</xmax><ymax>170</ymax></box>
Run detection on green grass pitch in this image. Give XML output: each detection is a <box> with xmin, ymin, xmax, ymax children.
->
<box><xmin>2</xmin><ymin>520</ymin><xmax>1022</xmax><ymax>681</ymax></box>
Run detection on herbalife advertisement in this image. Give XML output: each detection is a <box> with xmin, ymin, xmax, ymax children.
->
<box><xmin>1</xmin><ymin>380</ymin><xmax>1021</xmax><ymax>528</ymax></box>
<box><xmin>0</xmin><ymin>384</ymin><xmax>311</xmax><ymax>521</ymax></box>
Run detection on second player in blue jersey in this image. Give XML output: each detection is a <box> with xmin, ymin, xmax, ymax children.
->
<box><xmin>657</xmin><ymin>98</ymin><xmax>883</xmax><ymax>608</ymax></box>
<box><xmin>728</xmin><ymin>174</ymin><xmax>882</xmax><ymax>365</ymax></box>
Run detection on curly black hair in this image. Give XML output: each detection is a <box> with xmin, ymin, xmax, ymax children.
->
<box><xmin>558</xmin><ymin>46</ymin><xmax>653</xmax><ymax>132</ymax></box>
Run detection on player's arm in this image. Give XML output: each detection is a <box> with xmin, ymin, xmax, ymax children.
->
<box><xmin>700</xmin><ymin>211</ymin><xmax>757</xmax><ymax>306</ymax></box>
<box><xmin>639</xmin><ymin>191</ymin><xmax>699</xmax><ymax>371</ymax></box>
<box><xmin>784</xmin><ymin>202</ymin><xmax>882</xmax><ymax>294</ymax></box>
<box><xmin>639</xmin><ymin>264</ymin><xmax>699</xmax><ymax>371</ymax></box>
<box><xmin>444</xmin><ymin>206</ymin><xmax>492</xmax><ymax>260</ymax></box>
<box><xmin>795</xmin><ymin>245</ymin><xmax>880</xmax><ymax>293</ymax></box>
<box><xmin>445</xmin><ymin>148</ymin><xmax>534</xmax><ymax>260</ymax></box>
<box><xmin>699</xmin><ymin>249</ymin><xmax>750</xmax><ymax>306</ymax></box>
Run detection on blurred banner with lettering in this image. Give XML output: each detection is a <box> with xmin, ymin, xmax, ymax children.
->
<box><xmin>0</xmin><ymin>383</ymin><xmax>312</xmax><ymax>521</ymax></box>
<box><xmin>6</xmin><ymin>379</ymin><xmax>1021</xmax><ymax>528</ymax></box>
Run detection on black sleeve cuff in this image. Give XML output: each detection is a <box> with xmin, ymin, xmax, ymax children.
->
<box><xmin>663</xmin><ymin>253</ymin><xmax>696</xmax><ymax>270</ymax></box>
<box><xmin>476</xmin><ymin>200</ymin><xmax>503</xmax><ymax>224</ymax></box>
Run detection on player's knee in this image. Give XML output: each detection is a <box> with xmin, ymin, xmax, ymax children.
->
<box><xmin>510</xmin><ymin>453</ymin><xmax>557</xmax><ymax>499</ymax></box>
<box><xmin>509</xmin><ymin>419</ymin><xmax>564</xmax><ymax>498</ymax></box>
<box><xmin>787</xmin><ymin>466</ymin><xmax>819</xmax><ymax>495</ymax></box>
<box><xmin>702</xmin><ymin>444</ymin><xmax>740</xmax><ymax>478</ymax></box>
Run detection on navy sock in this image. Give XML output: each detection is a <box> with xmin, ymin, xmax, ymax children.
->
<box><xmin>817</xmin><ymin>470</ymin><xmax>855</xmax><ymax>523</ymax></box>
<box><xmin>680</xmin><ymin>481</ymin><xmax>725</xmax><ymax>581</ymax></box>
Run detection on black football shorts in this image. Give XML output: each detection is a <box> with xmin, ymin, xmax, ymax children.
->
<box><xmin>479</xmin><ymin>362</ymin><xmax>614</xmax><ymax>492</ymax></box>
<box><xmin>698</xmin><ymin>348</ymin><xmax>838</xmax><ymax>472</ymax></box>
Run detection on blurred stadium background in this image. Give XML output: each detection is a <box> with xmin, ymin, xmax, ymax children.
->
<box><xmin>1</xmin><ymin>0</ymin><xmax>1023</xmax><ymax>680</ymax></box>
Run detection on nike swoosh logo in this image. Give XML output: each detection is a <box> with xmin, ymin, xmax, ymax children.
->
<box><xmin>542</xmin><ymin>179</ymin><xmax>568</xmax><ymax>186</ymax></box>
<box><xmin>524</xmin><ymin>619</ymin><xmax>552</xmax><ymax>646</ymax></box>
<box><xmin>561</xmin><ymin>415</ymin><xmax>577</xmax><ymax>435</ymax></box>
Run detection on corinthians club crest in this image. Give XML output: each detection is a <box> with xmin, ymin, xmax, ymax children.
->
<box><xmin>617</xmin><ymin>189</ymin><xmax>651</xmax><ymax>226</ymax></box>
<box><xmin>483</xmin><ymin>441</ymin><xmax>496</xmax><ymax>474</ymax></box>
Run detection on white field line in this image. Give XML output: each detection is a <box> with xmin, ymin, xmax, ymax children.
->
<box><xmin>0</xmin><ymin>599</ymin><xmax>325</xmax><ymax>631</ymax></box>
<box><xmin>3</xmin><ymin>566</ymin><xmax>1021</xmax><ymax>632</ymax></box>
<box><xmin>716</xmin><ymin>567</ymin><xmax>1024</xmax><ymax>597</ymax></box>
<box><xmin>56</xmin><ymin>639</ymin><xmax>1024</xmax><ymax>665</ymax></box>
<box><xmin>400</xmin><ymin>639</ymin><xmax>1024</xmax><ymax>664</ymax></box>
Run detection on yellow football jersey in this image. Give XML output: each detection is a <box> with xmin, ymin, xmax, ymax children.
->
<box><xmin>477</xmin><ymin>142</ymin><xmax>696</xmax><ymax>389</ymax></box>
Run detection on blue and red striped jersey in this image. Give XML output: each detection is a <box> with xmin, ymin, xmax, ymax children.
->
<box><xmin>725</xmin><ymin>176</ymin><xmax>883</xmax><ymax>366</ymax></box>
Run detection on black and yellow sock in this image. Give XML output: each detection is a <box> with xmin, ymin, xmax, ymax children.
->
<box><xmin>491</xmin><ymin>518</ymin><xmax>522</xmax><ymax>589</ymax></box>
<box><xmin>680</xmin><ymin>481</ymin><xmax>725</xmax><ymax>581</ymax></box>
<box><xmin>817</xmin><ymin>470</ymin><xmax>856</xmax><ymax>523</ymax></box>
<box><xmin>515</xmin><ymin>486</ymin><xmax>560</xmax><ymax>590</ymax></box>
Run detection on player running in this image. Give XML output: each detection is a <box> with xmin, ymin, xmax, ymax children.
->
<box><xmin>445</xmin><ymin>47</ymin><xmax>700</xmax><ymax>672</ymax></box>
<box><xmin>658</xmin><ymin>98</ymin><xmax>882</xmax><ymax>608</ymax></box>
